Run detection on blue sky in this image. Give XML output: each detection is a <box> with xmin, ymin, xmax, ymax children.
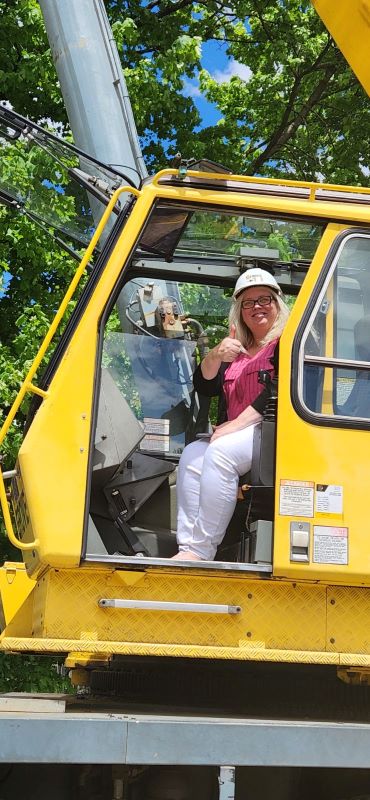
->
<box><xmin>182</xmin><ymin>40</ymin><xmax>252</xmax><ymax>129</ymax></box>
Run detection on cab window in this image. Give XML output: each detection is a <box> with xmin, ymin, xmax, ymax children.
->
<box><xmin>299</xmin><ymin>233</ymin><xmax>370</xmax><ymax>421</ymax></box>
<box><xmin>102</xmin><ymin>278</ymin><xmax>231</xmax><ymax>456</ymax></box>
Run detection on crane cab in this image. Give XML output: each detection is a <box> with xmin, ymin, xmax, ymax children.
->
<box><xmin>2</xmin><ymin>139</ymin><xmax>370</xmax><ymax>674</ymax></box>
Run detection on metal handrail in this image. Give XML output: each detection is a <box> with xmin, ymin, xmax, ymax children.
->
<box><xmin>305</xmin><ymin>354</ymin><xmax>370</xmax><ymax>371</ymax></box>
<box><xmin>0</xmin><ymin>184</ymin><xmax>140</xmax><ymax>551</ymax></box>
<box><xmin>153</xmin><ymin>168</ymin><xmax>370</xmax><ymax>203</ymax></box>
<box><xmin>99</xmin><ymin>598</ymin><xmax>242</xmax><ymax>615</ymax></box>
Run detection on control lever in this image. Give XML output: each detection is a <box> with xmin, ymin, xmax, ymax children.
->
<box><xmin>258</xmin><ymin>370</ymin><xmax>278</xmax><ymax>420</ymax></box>
<box><xmin>110</xmin><ymin>489</ymin><xmax>149</xmax><ymax>556</ymax></box>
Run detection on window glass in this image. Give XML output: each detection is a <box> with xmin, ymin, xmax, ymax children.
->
<box><xmin>139</xmin><ymin>204</ymin><xmax>324</xmax><ymax>262</ymax></box>
<box><xmin>101</xmin><ymin>278</ymin><xmax>231</xmax><ymax>456</ymax></box>
<box><xmin>0</xmin><ymin>112</ymin><xmax>128</xmax><ymax>252</ymax></box>
<box><xmin>301</xmin><ymin>235</ymin><xmax>370</xmax><ymax>420</ymax></box>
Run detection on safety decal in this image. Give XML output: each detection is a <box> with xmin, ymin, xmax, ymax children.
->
<box><xmin>313</xmin><ymin>526</ymin><xmax>348</xmax><ymax>565</ymax></box>
<box><xmin>279</xmin><ymin>479</ymin><xmax>314</xmax><ymax>517</ymax></box>
<box><xmin>140</xmin><ymin>417</ymin><xmax>170</xmax><ymax>452</ymax></box>
<box><xmin>315</xmin><ymin>484</ymin><xmax>343</xmax><ymax>516</ymax></box>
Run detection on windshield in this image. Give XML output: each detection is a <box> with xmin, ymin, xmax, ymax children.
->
<box><xmin>180</xmin><ymin>210</ymin><xmax>323</xmax><ymax>260</ymax></box>
<box><xmin>0</xmin><ymin>108</ymin><xmax>134</xmax><ymax>252</ymax></box>
<box><xmin>139</xmin><ymin>202</ymin><xmax>324</xmax><ymax>265</ymax></box>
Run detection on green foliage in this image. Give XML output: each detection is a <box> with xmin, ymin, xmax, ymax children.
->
<box><xmin>196</xmin><ymin>0</ymin><xmax>370</xmax><ymax>181</ymax></box>
<box><xmin>0</xmin><ymin>654</ymin><xmax>72</xmax><ymax>693</ymax></box>
<box><xmin>0</xmin><ymin>0</ymin><xmax>66</xmax><ymax>121</ymax></box>
<box><xmin>2</xmin><ymin>0</ymin><xmax>370</xmax><ymax>179</ymax></box>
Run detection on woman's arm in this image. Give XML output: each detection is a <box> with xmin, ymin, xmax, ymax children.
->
<box><xmin>201</xmin><ymin>324</ymin><xmax>245</xmax><ymax>380</ymax></box>
<box><xmin>210</xmin><ymin>341</ymin><xmax>279</xmax><ymax>440</ymax></box>
<box><xmin>193</xmin><ymin>361</ymin><xmax>222</xmax><ymax>397</ymax></box>
<box><xmin>199</xmin><ymin>346</ymin><xmax>223</xmax><ymax>380</ymax></box>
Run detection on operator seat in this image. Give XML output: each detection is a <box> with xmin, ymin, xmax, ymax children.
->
<box><xmin>216</xmin><ymin>370</ymin><xmax>277</xmax><ymax>563</ymax></box>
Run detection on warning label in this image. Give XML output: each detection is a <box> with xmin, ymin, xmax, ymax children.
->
<box><xmin>315</xmin><ymin>484</ymin><xmax>343</xmax><ymax>515</ymax></box>
<box><xmin>140</xmin><ymin>417</ymin><xmax>170</xmax><ymax>452</ymax></box>
<box><xmin>313</xmin><ymin>526</ymin><xmax>348</xmax><ymax>565</ymax></box>
<box><xmin>279</xmin><ymin>480</ymin><xmax>314</xmax><ymax>518</ymax></box>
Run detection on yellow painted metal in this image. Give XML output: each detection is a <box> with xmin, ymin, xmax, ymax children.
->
<box><xmin>150</xmin><ymin>182</ymin><xmax>370</xmax><ymax>228</ymax></box>
<box><xmin>69</xmin><ymin>668</ymin><xmax>90</xmax><ymax>687</ymax></box>
<box><xmin>25</xmin><ymin>383</ymin><xmax>49</xmax><ymax>399</ymax></box>
<box><xmin>0</xmin><ymin>185</ymin><xmax>138</xmax><ymax>553</ymax></box>
<box><xmin>312</xmin><ymin>0</ymin><xmax>370</xmax><ymax>97</ymax></box>
<box><xmin>13</xmin><ymin>185</ymin><xmax>156</xmax><ymax>576</ymax></box>
<box><xmin>274</xmin><ymin>221</ymin><xmax>370</xmax><ymax>583</ymax></box>
<box><xmin>30</xmin><ymin>569</ymin><xmax>327</xmax><ymax>651</ymax></box>
<box><xmin>0</xmin><ymin>562</ymin><xmax>35</xmax><ymax>629</ymax></box>
<box><xmin>3</xmin><ymin>170</ymin><xmax>370</xmax><ymax>666</ymax></box>
<box><xmin>1</xmin><ymin>566</ymin><xmax>370</xmax><ymax>667</ymax></box>
<box><xmin>0</xmin><ymin>637</ymin><xmax>344</xmax><ymax>663</ymax></box>
<box><xmin>65</xmin><ymin>652</ymin><xmax>111</xmax><ymax>668</ymax></box>
<box><xmin>6</xmin><ymin>175</ymin><xmax>351</xmax><ymax>577</ymax></box>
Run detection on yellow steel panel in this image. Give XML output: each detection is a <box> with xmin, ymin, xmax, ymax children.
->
<box><xmin>0</xmin><ymin>567</ymin><xmax>365</xmax><ymax>666</ymax></box>
<box><xmin>30</xmin><ymin>569</ymin><xmax>327</xmax><ymax>654</ymax></box>
<box><xmin>14</xmin><ymin>179</ymin><xmax>370</xmax><ymax>581</ymax></box>
<box><xmin>274</xmin><ymin>222</ymin><xmax>370</xmax><ymax>584</ymax></box>
<box><xmin>327</xmin><ymin>587</ymin><xmax>370</xmax><ymax>654</ymax></box>
<box><xmin>152</xmin><ymin>182</ymin><xmax>370</xmax><ymax>226</ymax></box>
<box><xmin>18</xmin><ymin>188</ymin><xmax>157</xmax><ymax>577</ymax></box>
<box><xmin>0</xmin><ymin>562</ymin><xmax>35</xmax><ymax>627</ymax></box>
<box><xmin>0</xmin><ymin>635</ymin><xmax>343</xmax><ymax>664</ymax></box>
<box><xmin>312</xmin><ymin>0</ymin><xmax>370</xmax><ymax>97</ymax></box>
<box><xmin>8</xmin><ymin>563</ymin><xmax>370</xmax><ymax>665</ymax></box>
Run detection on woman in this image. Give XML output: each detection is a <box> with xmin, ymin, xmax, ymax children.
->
<box><xmin>172</xmin><ymin>268</ymin><xmax>290</xmax><ymax>562</ymax></box>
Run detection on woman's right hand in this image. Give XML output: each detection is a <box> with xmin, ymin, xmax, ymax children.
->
<box><xmin>216</xmin><ymin>324</ymin><xmax>245</xmax><ymax>362</ymax></box>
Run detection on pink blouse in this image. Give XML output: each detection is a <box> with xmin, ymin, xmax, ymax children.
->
<box><xmin>223</xmin><ymin>339</ymin><xmax>278</xmax><ymax>421</ymax></box>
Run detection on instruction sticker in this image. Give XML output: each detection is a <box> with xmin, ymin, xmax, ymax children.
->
<box><xmin>140</xmin><ymin>417</ymin><xmax>170</xmax><ymax>452</ymax></box>
<box><xmin>279</xmin><ymin>480</ymin><xmax>314</xmax><ymax>517</ymax></box>
<box><xmin>313</xmin><ymin>526</ymin><xmax>348</xmax><ymax>565</ymax></box>
<box><xmin>315</xmin><ymin>484</ymin><xmax>343</xmax><ymax>515</ymax></box>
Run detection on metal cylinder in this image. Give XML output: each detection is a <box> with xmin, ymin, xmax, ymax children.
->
<box><xmin>38</xmin><ymin>0</ymin><xmax>147</xmax><ymax>183</ymax></box>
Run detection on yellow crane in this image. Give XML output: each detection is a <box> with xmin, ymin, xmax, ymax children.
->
<box><xmin>0</xmin><ymin>3</ymin><xmax>370</xmax><ymax>798</ymax></box>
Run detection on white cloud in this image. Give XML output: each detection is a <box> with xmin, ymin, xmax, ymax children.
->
<box><xmin>182</xmin><ymin>79</ymin><xmax>202</xmax><ymax>98</ymax></box>
<box><xmin>211</xmin><ymin>59</ymin><xmax>252</xmax><ymax>84</ymax></box>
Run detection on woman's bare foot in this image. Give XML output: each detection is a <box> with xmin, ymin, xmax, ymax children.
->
<box><xmin>170</xmin><ymin>551</ymin><xmax>203</xmax><ymax>561</ymax></box>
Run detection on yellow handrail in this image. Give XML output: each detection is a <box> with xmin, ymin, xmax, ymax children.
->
<box><xmin>152</xmin><ymin>168</ymin><xmax>370</xmax><ymax>200</ymax></box>
<box><xmin>0</xmin><ymin>184</ymin><xmax>140</xmax><ymax>551</ymax></box>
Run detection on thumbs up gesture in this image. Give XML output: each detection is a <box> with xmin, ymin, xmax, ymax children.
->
<box><xmin>217</xmin><ymin>323</ymin><xmax>246</xmax><ymax>362</ymax></box>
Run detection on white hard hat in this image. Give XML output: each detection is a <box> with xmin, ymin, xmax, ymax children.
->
<box><xmin>233</xmin><ymin>268</ymin><xmax>281</xmax><ymax>298</ymax></box>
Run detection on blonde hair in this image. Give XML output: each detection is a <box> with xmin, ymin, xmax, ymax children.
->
<box><xmin>229</xmin><ymin>289</ymin><xmax>290</xmax><ymax>349</ymax></box>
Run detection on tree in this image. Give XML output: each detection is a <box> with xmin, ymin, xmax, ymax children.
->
<box><xmin>106</xmin><ymin>0</ymin><xmax>370</xmax><ymax>181</ymax></box>
<box><xmin>2</xmin><ymin>0</ymin><xmax>370</xmax><ymax>176</ymax></box>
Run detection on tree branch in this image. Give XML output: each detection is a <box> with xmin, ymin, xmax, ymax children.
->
<box><xmin>246</xmin><ymin>62</ymin><xmax>336</xmax><ymax>174</ymax></box>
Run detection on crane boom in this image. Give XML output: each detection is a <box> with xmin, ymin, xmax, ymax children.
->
<box><xmin>312</xmin><ymin>0</ymin><xmax>370</xmax><ymax>97</ymax></box>
<box><xmin>38</xmin><ymin>0</ymin><xmax>147</xmax><ymax>182</ymax></box>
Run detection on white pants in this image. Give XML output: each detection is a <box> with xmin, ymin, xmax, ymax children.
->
<box><xmin>176</xmin><ymin>425</ymin><xmax>257</xmax><ymax>560</ymax></box>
